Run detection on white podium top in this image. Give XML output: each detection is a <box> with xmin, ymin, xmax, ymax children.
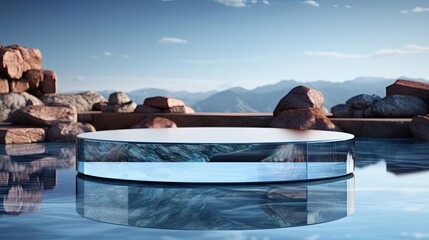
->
<box><xmin>78</xmin><ymin>127</ymin><xmax>354</xmax><ymax>144</ymax></box>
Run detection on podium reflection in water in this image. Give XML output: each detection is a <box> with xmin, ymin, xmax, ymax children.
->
<box><xmin>76</xmin><ymin>174</ymin><xmax>355</xmax><ymax>230</ymax></box>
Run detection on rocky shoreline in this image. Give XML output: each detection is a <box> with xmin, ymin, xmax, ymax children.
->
<box><xmin>2</xmin><ymin>44</ymin><xmax>429</xmax><ymax>143</ymax></box>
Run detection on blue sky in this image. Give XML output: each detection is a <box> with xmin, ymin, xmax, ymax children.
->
<box><xmin>1</xmin><ymin>0</ymin><xmax>429</xmax><ymax>92</ymax></box>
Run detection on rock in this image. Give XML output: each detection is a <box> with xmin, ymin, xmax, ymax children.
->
<box><xmin>163</xmin><ymin>105</ymin><xmax>196</xmax><ymax>113</ymax></box>
<box><xmin>0</xmin><ymin>92</ymin><xmax>44</xmax><ymax>122</ymax></box>
<box><xmin>46</xmin><ymin>123</ymin><xmax>96</xmax><ymax>142</ymax></box>
<box><xmin>144</xmin><ymin>96</ymin><xmax>185</xmax><ymax>109</ymax></box>
<box><xmin>41</xmin><ymin>91</ymin><xmax>106</xmax><ymax>112</ymax></box>
<box><xmin>134</xmin><ymin>104</ymin><xmax>162</xmax><ymax>113</ymax></box>
<box><xmin>100</xmin><ymin>101</ymin><xmax>137</xmax><ymax>113</ymax></box>
<box><xmin>269</xmin><ymin>108</ymin><xmax>339</xmax><ymax>131</ymax></box>
<box><xmin>387</xmin><ymin>79</ymin><xmax>429</xmax><ymax>105</ymax></box>
<box><xmin>0</xmin><ymin>45</ymin><xmax>42</xmax><ymax>79</ymax></box>
<box><xmin>3</xmin><ymin>143</ymin><xmax>46</xmax><ymax>156</ymax></box>
<box><xmin>9</xmin><ymin>105</ymin><xmax>77</xmax><ymax>126</ymax></box>
<box><xmin>346</xmin><ymin>94</ymin><xmax>381</xmax><ymax>110</ymax></box>
<box><xmin>410</xmin><ymin>115</ymin><xmax>429</xmax><ymax>141</ymax></box>
<box><xmin>108</xmin><ymin>91</ymin><xmax>130</xmax><ymax>105</ymax></box>
<box><xmin>331</xmin><ymin>104</ymin><xmax>354</xmax><ymax>118</ymax></box>
<box><xmin>0</xmin><ymin>126</ymin><xmax>46</xmax><ymax>144</ymax></box>
<box><xmin>273</xmin><ymin>86</ymin><xmax>324</xmax><ymax>116</ymax></box>
<box><xmin>23</xmin><ymin>69</ymin><xmax>44</xmax><ymax>88</ymax></box>
<box><xmin>9</xmin><ymin>79</ymin><xmax>30</xmax><ymax>93</ymax></box>
<box><xmin>132</xmin><ymin>117</ymin><xmax>177</xmax><ymax>128</ymax></box>
<box><xmin>40</xmin><ymin>70</ymin><xmax>56</xmax><ymax>93</ymax></box>
<box><xmin>364</xmin><ymin>95</ymin><xmax>428</xmax><ymax>118</ymax></box>
<box><xmin>0</xmin><ymin>78</ymin><xmax>8</xmax><ymax>93</ymax></box>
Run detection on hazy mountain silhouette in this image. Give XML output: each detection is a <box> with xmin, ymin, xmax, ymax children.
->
<box><xmin>98</xmin><ymin>77</ymin><xmax>428</xmax><ymax>112</ymax></box>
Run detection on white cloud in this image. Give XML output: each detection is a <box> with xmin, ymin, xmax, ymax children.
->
<box><xmin>262</xmin><ymin>0</ymin><xmax>270</xmax><ymax>5</ymax></box>
<box><xmin>122</xmin><ymin>54</ymin><xmax>130</xmax><ymax>58</ymax></box>
<box><xmin>90</xmin><ymin>55</ymin><xmax>99</xmax><ymax>59</ymax></box>
<box><xmin>72</xmin><ymin>76</ymin><xmax>85</xmax><ymax>81</ymax></box>
<box><xmin>250</xmin><ymin>0</ymin><xmax>257</xmax><ymax>3</ymax></box>
<box><xmin>303</xmin><ymin>0</ymin><xmax>320</xmax><ymax>8</ymax></box>
<box><xmin>401</xmin><ymin>6</ymin><xmax>429</xmax><ymax>14</ymax></box>
<box><xmin>412</xmin><ymin>6</ymin><xmax>429</xmax><ymax>13</ymax></box>
<box><xmin>212</xmin><ymin>0</ymin><xmax>247</xmax><ymax>8</ymax></box>
<box><xmin>103</xmin><ymin>51</ymin><xmax>112</xmax><ymax>56</ymax></box>
<box><xmin>413</xmin><ymin>232</ymin><xmax>429</xmax><ymax>239</ymax></box>
<box><xmin>158</xmin><ymin>37</ymin><xmax>189</xmax><ymax>44</ymax></box>
<box><xmin>304</xmin><ymin>44</ymin><xmax>429</xmax><ymax>59</ymax></box>
<box><xmin>345</xmin><ymin>5</ymin><xmax>352</xmax><ymax>9</ymax></box>
<box><xmin>405</xmin><ymin>44</ymin><xmax>429</xmax><ymax>51</ymax></box>
<box><xmin>332</xmin><ymin>4</ymin><xmax>338</xmax><ymax>8</ymax></box>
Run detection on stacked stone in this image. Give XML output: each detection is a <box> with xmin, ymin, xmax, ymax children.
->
<box><xmin>0</xmin><ymin>45</ymin><xmax>56</xmax><ymax>95</ymax></box>
<box><xmin>269</xmin><ymin>86</ymin><xmax>339</xmax><ymax>131</ymax></box>
<box><xmin>135</xmin><ymin>96</ymin><xmax>195</xmax><ymax>114</ymax></box>
<box><xmin>99</xmin><ymin>92</ymin><xmax>137</xmax><ymax>113</ymax></box>
<box><xmin>331</xmin><ymin>80</ymin><xmax>429</xmax><ymax>118</ymax></box>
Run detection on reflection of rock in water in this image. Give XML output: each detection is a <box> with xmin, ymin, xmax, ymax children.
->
<box><xmin>261</xmin><ymin>144</ymin><xmax>305</xmax><ymax>162</ymax></box>
<box><xmin>77</xmin><ymin>176</ymin><xmax>354</xmax><ymax>230</ymax></box>
<box><xmin>0</xmin><ymin>143</ymin><xmax>75</xmax><ymax>215</ymax></box>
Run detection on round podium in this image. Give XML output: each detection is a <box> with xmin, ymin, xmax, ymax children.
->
<box><xmin>76</xmin><ymin>127</ymin><xmax>354</xmax><ymax>183</ymax></box>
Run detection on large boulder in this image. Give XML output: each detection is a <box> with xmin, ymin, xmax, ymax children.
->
<box><xmin>40</xmin><ymin>70</ymin><xmax>56</xmax><ymax>94</ymax></box>
<box><xmin>410</xmin><ymin>115</ymin><xmax>429</xmax><ymax>141</ymax></box>
<box><xmin>331</xmin><ymin>104</ymin><xmax>354</xmax><ymax>118</ymax></box>
<box><xmin>346</xmin><ymin>94</ymin><xmax>381</xmax><ymax>110</ymax></box>
<box><xmin>134</xmin><ymin>104</ymin><xmax>163</xmax><ymax>113</ymax></box>
<box><xmin>364</xmin><ymin>95</ymin><xmax>428</xmax><ymax>118</ymax></box>
<box><xmin>0</xmin><ymin>126</ymin><xmax>46</xmax><ymax>144</ymax></box>
<box><xmin>46</xmin><ymin>123</ymin><xmax>96</xmax><ymax>142</ymax></box>
<box><xmin>0</xmin><ymin>45</ymin><xmax>42</xmax><ymax>79</ymax></box>
<box><xmin>269</xmin><ymin>108</ymin><xmax>339</xmax><ymax>131</ymax></box>
<box><xmin>132</xmin><ymin>117</ymin><xmax>177</xmax><ymax>128</ymax></box>
<box><xmin>23</xmin><ymin>69</ymin><xmax>44</xmax><ymax>89</ymax></box>
<box><xmin>9</xmin><ymin>105</ymin><xmax>77</xmax><ymax>126</ymax></box>
<box><xmin>273</xmin><ymin>86</ymin><xmax>324</xmax><ymax>116</ymax></box>
<box><xmin>8</xmin><ymin>79</ymin><xmax>30</xmax><ymax>93</ymax></box>
<box><xmin>0</xmin><ymin>92</ymin><xmax>44</xmax><ymax>122</ymax></box>
<box><xmin>144</xmin><ymin>96</ymin><xmax>185</xmax><ymax>109</ymax></box>
<box><xmin>41</xmin><ymin>91</ymin><xmax>106</xmax><ymax>111</ymax></box>
<box><xmin>386</xmin><ymin>79</ymin><xmax>429</xmax><ymax>105</ymax></box>
<box><xmin>108</xmin><ymin>91</ymin><xmax>130</xmax><ymax>105</ymax></box>
<box><xmin>163</xmin><ymin>105</ymin><xmax>195</xmax><ymax>113</ymax></box>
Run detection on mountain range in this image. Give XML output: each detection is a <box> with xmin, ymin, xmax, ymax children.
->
<box><xmin>98</xmin><ymin>77</ymin><xmax>429</xmax><ymax>112</ymax></box>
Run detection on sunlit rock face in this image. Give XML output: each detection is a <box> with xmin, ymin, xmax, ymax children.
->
<box><xmin>0</xmin><ymin>143</ymin><xmax>75</xmax><ymax>215</ymax></box>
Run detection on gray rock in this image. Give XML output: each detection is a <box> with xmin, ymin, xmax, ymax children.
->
<box><xmin>331</xmin><ymin>104</ymin><xmax>354</xmax><ymax>118</ymax></box>
<box><xmin>364</xmin><ymin>95</ymin><xmax>428</xmax><ymax>118</ymax></box>
<box><xmin>108</xmin><ymin>92</ymin><xmax>130</xmax><ymax>105</ymax></box>
<box><xmin>0</xmin><ymin>92</ymin><xmax>44</xmax><ymax>122</ymax></box>
<box><xmin>47</xmin><ymin>123</ymin><xmax>96</xmax><ymax>142</ymax></box>
<box><xmin>100</xmin><ymin>101</ymin><xmax>137</xmax><ymax>113</ymax></box>
<box><xmin>41</xmin><ymin>91</ymin><xmax>106</xmax><ymax>111</ymax></box>
<box><xmin>346</xmin><ymin>94</ymin><xmax>381</xmax><ymax>110</ymax></box>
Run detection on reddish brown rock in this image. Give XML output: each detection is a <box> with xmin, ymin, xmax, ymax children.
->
<box><xmin>134</xmin><ymin>104</ymin><xmax>162</xmax><ymax>113</ymax></box>
<box><xmin>24</xmin><ymin>69</ymin><xmax>44</xmax><ymax>88</ymax></box>
<box><xmin>144</xmin><ymin>96</ymin><xmax>185</xmax><ymax>109</ymax></box>
<box><xmin>387</xmin><ymin>79</ymin><xmax>429</xmax><ymax>105</ymax></box>
<box><xmin>0</xmin><ymin>45</ymin><xmax>42</xmax><ymax>79</ymax></box>
<box><xmin>273</xmin><ymin>86</ymin><xmax>324</xmax><ymax>116</ymax></box>
<box><xmin>41</xmin><ymin>70</ymin><xmax>56</xmax><ymax>93</ymax></box>
<box><xmin>269</xmin><ymin>108</ymin><xmax>339</xmax><ymax>131</ymax></box>
<box><xmin>410</xmin><ymin>115</ymin><xmax>429</xmax><ymax>141</ymax></box>
<box><xmin>132</xmin><ymin>117</ymin><xmax>177</xmax><ymax>128</ymax></box>
<box><xmin>0</xmin><ymin>126</ymin><xmax>46</xmax><ymax>144</ymax></box>
<box><xmin>9</xmin><ymin>79</ymin><xmax>30</xmax><ymax>93</ymax></box>
<box><xmin>163</xmin><ymin>105</ymin><xmax>196</xmax><ymax>113</ymax></box>
<box><xmin>9</xmin><ymin>105</ymin><xmax>77</xmax><ymax>126</ymax></box>
<box><xmin>47</xmin><ymin>122</ymin><xmax>96</xmax><ymax>142</ymax></box>
<box><xmin>0</xmin><ymin>78</ymin><xmax>8</xmax><ymax>93</ymax></box>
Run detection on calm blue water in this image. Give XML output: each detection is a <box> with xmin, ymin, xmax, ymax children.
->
<box><xmin>1</xmin><ymin>139</ymin><xmax>429</xmax><ymax>239</ymax></box>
